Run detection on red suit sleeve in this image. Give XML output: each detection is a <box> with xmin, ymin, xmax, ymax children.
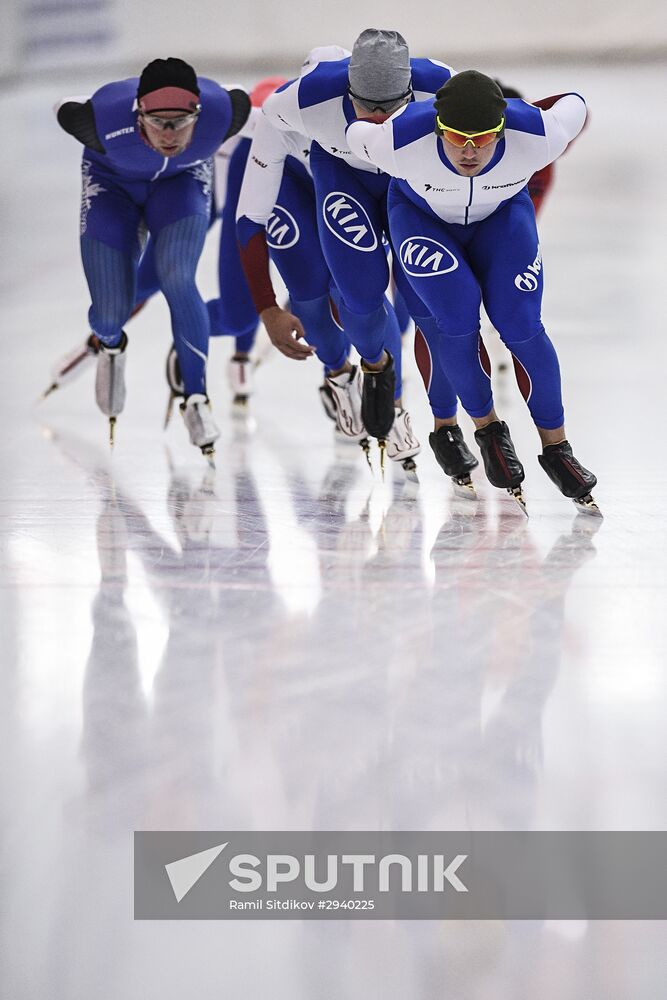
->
<box><xmin>531</xmin><ymin>94</ymin><xmax>568</xmax><ymax>111</ymax></box>
<box><xmin>528</xmin><ymin>162</ymin><xmax>555</xmax><ymax>217</ymax></box>
<box><xmin>238</xmin><ymin>230</ymin><xmax>277</xmax><ymax>314</ymax></box>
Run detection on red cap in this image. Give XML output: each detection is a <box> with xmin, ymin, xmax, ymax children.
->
<box><xmin>138</xmin><ymin>86</ymin><xmax>200</xmax><ymax>113</ymax></box>
<box><xmin>250</xmin><ymin>76</ymin><xmax>288</xmax><ymax>108</ymax></box>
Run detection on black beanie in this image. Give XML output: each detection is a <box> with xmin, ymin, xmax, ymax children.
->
<box><xmin>496</xmin><ymin>79</ymin><xmax>523</xmax><ymax>100</ymax></box>
<box><xmin>137</xmin><ymin>57</ymin><xmax>200</xmax><ymax>100</ymax></box>
<box><xmin>434</xmin><ymin>71</ymin><xmax>507</xmax><ymax>133</ymax></box>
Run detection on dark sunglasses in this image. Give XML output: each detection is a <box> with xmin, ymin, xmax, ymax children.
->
<box><xmin>348</xmin><ymin>87</ymin><xmax>412</xmax><ymax>115</ymax></box>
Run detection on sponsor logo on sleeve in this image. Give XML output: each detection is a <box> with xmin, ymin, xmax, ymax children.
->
<box><xmin>104</xmin><ymin>126</ymin><xmax>135</xmax><ymax>140</ymax></box>
<box><xmin>266</xmin><ymin>204</ymin><xmax>300</xmax><ymax>250</ymax></box>
<box><xmin>424</xmin><ymin>182</ymin><xmax>460</xmax><ymax>193</ymax></box>
<box><xmin>252</xmin><ymin>155</ymin><xmax>268</xmax><ymax>169</ymax></box>
<box><xmin>322</xmin><ymin>192</ymin><xmax>378</xmax><ymax>252</ymax></box>
<box><xmin>399</xmin><ymin>236</ymin><xmax>458</xmax><ymax>277</ymax></box>
<box><xmin>514</xmin><ymin>245</ymin><xmax>542</xmax><ymax>291</ymax></box>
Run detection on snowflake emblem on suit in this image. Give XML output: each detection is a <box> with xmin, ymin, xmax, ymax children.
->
<box><xmin>80</xmin><ymin>159</ymin><xmax>106</xmax><ymax>235</ymax></box>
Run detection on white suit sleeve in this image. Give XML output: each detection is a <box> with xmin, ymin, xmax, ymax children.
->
<box><xmin>542</xmin><ymin>94</ymin><xmax>587</xmax><ymax>162</ymax></box>
<box><xmin>346</xmin><ymin>119</ymin><xmax>399</xmax><ymax>176</ymax></box>
<box><xmin>236</xmin><ymin>114</ymin><xmax>292</xmax><ymax>226</ymax></box>
<box><xmin>262</xmin><ymin>81</ymin><xmax>305</xmax><ymax>134</ymax></box>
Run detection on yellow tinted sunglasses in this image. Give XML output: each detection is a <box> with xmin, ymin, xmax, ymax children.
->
<box><xmin>437</xmin><ymin>116</ymin><xmax>505</xmax><ymax>148</ymax></box>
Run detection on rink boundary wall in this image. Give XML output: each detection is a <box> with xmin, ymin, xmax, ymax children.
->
<box><xmin>2</xmin><ymin>45</ymin><xmax>667</xmax><ymax>90</ymax></box>
<box><xmin>3</xmin><ymin>0</ymin><xmax>665</xmax><ymax>82</ymax></box>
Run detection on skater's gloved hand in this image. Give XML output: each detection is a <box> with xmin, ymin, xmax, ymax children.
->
<box><xmin>260</xmin><ymin>306</ymin><xmax>314</xmax><ymax>361</ymax></box>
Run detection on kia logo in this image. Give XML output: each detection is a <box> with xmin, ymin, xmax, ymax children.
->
<box><xmin>266</xmin><ymin>204</ymin><xmax>300</xmax><ymax>250</ymax></box>
<box><xmin>322</xmin><ymin>193</ymin><xmax>378</xmax><ymax>252</ymax></box>
<box><xmin>399</xmin><ymin>237</ymin><xmax>458</xmax><ymax>277</ymax></box>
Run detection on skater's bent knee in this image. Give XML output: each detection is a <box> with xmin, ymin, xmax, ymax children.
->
<box><xmin>157</xmin><ymin>268</ymin><xmax>198</xmax><ymax>299</ymax></box>
<box><xmin>494</xmin><ymin>321</ymin><xmax>545</xmax><ymax>348</ymax></box>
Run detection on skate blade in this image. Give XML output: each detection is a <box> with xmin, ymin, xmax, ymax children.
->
<box><xmin>232</xmin><ymin>399</ymin><xmax>253</xmax><ymax>423</ymax></box>
<box><xmin>507</xmin><ymin>485</ymin><xmax>528</xmax><ymax>516</ymax></box>
<box><xmin>451</xmin><ymin>475</ymin><xmax>477</xmax><ymax>500</ymax></box>
<box><xmin>360</xmin><ymin>437</ymin><xmax>374</xmax><ymax>474</ymax></box>
<box><xmin>164</xmin><ymin>391</ymin><xmax>177</xmax><ymax>430</ymax></box>
<box><xmin>400</xmin><ymin>457</ymin><xmax>419</xmax><ymax>484</ymax></box>
<box><xmin>573</xmin><ymin>493</ymin><xmax>603</xmax><ymax>518</ymax></box>
<box><xmin>201</xmin><ymin>444</ymin><xmax>216</xmax><ymax>469</ymax></box>
<box><xmin>38</xmin><ymin>382</ymin><xmax>59</xmax><ymax>403</ymax></box>
<box><xmin>109</xmin><ymin>416</ymin><xmax>117</xmax><ymax>449</ymax></box>
<box><xmin>378</xmin><ymin>440</ymin><xmax>387</xmax><ymax>480</ymax></box>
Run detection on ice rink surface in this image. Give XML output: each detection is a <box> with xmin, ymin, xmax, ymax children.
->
<box><xmin>1</xmin><ymin>62</ymin><xmax>666</xmax><ymax>998</ymax></box>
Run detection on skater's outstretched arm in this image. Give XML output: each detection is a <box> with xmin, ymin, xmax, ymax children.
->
<box><xmin>236</xmin><ymin>108</ymin><xmax>314</xmax><ymax>360</ymax></box>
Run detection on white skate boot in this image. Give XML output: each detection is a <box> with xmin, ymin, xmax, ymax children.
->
<box><xmin>95</xmin><ymin>332</ymin><xmax>128</xmax><ymax>446</ymax></box>
<box><xmin>180</xmin><ymin>393</ymin><xmax>220</xmax><ymax>464</ymax></box>
<box><xmin>318</xmin><ymin>380</ymin><xmax>337</xmax><ymax>422</ymax></box>
<box><xmin>41</xmin><ymin>333</ymin><xmax>101</xmax><ymax>400</ymax></box>
<box><xmin>227</xmin><ymin>355</ymin><xmax>255</xmax><ymax>407</ymax></box>
<box><xmin>325</xmin><ymin>365</ymin><xmax>366</xmax><ymax>439</ymax></box>
<box><xmin>386</xmin><ymin>407</ymin><xmax>421</xmax><ymax>480</ymax></box>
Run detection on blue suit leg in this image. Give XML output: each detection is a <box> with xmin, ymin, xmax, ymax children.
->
<box><xmin>392</xmin><ymin>286</ymin><xmax>411</xmax><ymax>335</ymax></box>
<box><xmin>146</xmin><ymin>167</ymin><xmax>213</xmax><ymax>397</ymax></box>
<box><xmin>470</xmin><ymin>191</ymin><xmax>564</xmax><ymax>429</ymax></box>
<box><xmin>208</xmin><ymin>139</ymin><xmax>258</xmax><ymax>352</ymax></box>
<box><xmin>135</xmin><ymin>237</ymin><xmax>160</xmax><ymax>305</ymax></box>
<box><xmin>79</xmin><ymin>160</ymin><xmax>142</xmax><ymax>347</ymax></box>
<box><xmin>391</xmin><ymin>259</ymin><xmax>458</xmax><ymax>416</ymax></box>
<box><xmin>268</xmin><ymin>166</ymin><xmax>350</xmax><ymax>372</ymax></box>
<box><xmin>388</xmin><ymin>184</ymin><xmax>493</xmax><ymax>419</ymax></box>
<box><xmin>310</xmin><ymin>145</ymin><xmax>393</xmax><ymax>365</ymax></box>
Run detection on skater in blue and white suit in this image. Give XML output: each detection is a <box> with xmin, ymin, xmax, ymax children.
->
<box><xmin>347</xmin><ymin>70</ymin><xmax>599</xmax><ymax>513</ymax></box>
<box><xmin>237</xmin><ymin>46</ymin><xmax>420</xmax><ymax>469</ymax></box>
<box><xmin>263</xmin><ymin>28</ymin><xmax>463</xmax><ymax>460</ymax></box>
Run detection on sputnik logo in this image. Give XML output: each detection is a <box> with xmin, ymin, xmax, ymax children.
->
<box><xmin>165</xmin><ymin>842</ymin><xmax>228</xmax><ymax>902</ymax></box>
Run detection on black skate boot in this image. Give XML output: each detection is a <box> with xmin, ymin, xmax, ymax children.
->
<box><xmin>474</xmin><ymin>420</ymin><xmax>527</xmax><ymax>514</ymax></box>
<box><xmin>538</xmin><ymin>441</ymin><xmax>601</xmax><ymax>516</ymax></box>
<box><xmin>361</xmin><ymin>352</ymin><xmax>396</xmax><ymax>468</ymax></box>
<box><xmin>429</xmin><ymin>424</ymin><xmax>479</xmax><ymax>499</ymax></box>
